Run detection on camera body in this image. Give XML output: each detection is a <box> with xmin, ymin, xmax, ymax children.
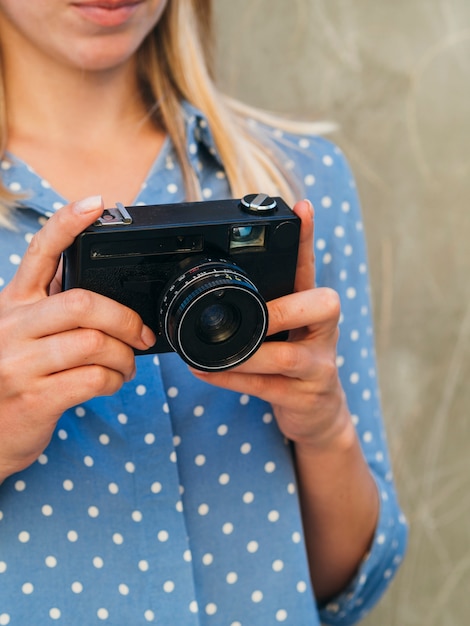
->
<box><xmin>63</xmin><ymin>194</ymin><xmax>300</xmax><ymax>371</ymax></box>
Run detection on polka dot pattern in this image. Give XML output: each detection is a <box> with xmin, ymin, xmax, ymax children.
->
<box><xmin>0</xmin><ymin>102</ymin><xmax>407</xmax><ymax>625</ymax></box>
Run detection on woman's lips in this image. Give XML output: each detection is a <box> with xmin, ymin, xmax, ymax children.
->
<box><xmin>71</xmin><ymin>1</ymin><xmax>143</xmax><ymax>27</ymax></box>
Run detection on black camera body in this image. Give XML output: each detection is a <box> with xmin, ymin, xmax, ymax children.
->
<box><xmin>63</xmin><ymin>194</ymin><xmax>300</xmax><ymax>371</ymax></box>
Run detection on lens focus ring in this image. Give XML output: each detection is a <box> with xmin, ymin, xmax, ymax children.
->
<box><xmin>159</xmin><ymin>259</ymin><xmax>268</xmax><ymax>371</ymax></box>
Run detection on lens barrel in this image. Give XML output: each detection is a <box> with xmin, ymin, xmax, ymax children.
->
<box><xmin>159</xmin><ymin>258</ymin><xmax>268</xmax><ymax>371</ymax></box>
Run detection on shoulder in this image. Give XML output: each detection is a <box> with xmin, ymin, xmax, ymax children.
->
<box><xmin>249</xmin><ymin>117</ymin><xmax>357</xmax><ymax>202</ymax></box>
<box><xmin>247</xmin><ymin>119</ymin><xmax>368</xmax><ymax>288</ymax></box>
<box><xmin>256</xmin><ymin>121</ymin><xmax>361</xmax><ymax>226</ymax></box>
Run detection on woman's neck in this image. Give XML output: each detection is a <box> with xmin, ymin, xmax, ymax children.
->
<box><xmin>4</xmin><ymin>42</ymin><xmax>145</xmax><ymax>143</ymax></box>
<box><xmin>1</xmin><ymin>40</ymin><xmax>166</xmax><ymax>206</ymax></box>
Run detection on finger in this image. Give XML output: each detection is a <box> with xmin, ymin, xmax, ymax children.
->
<box><xmin>292</xmin><ymin>199</ymin><xmax>315</xmax><ymax>292</ymax></box>
<box><xmin>28</xmin><ymin>329</ymin><xmax>137</xmax><ymax>382</ymax></box>
<box><xmin>37</xmin><ymin>366</ymin><xmax>128</xmax><ymax>417</ymax></box>
<box><xmin>267</xmin><ymin>287</ymin><xmax>341</xmax><ymax>338</ymax></box>
<box><xmin>11</xmin><ymin>289</ymin><xmax>156</xmax><ymax>351</ymax></box>
<box><xmin>10</xmin><ymin>196</ymin><xmax>104</xmax><ymax>302</ymax></box>
<box><xmin>49</xmin><ymin>257</ymin><xmax>63</xmax><ymax>296</ymax></box>
<box><xmin>191</xmin><ymin>340</ymin><xmax>314</xmax><ymax>380</ymax></box>
<box><xmin>194</xmin><ymin>314</ymin><xmax>338</xmax><ymax>380</ymax></box>
<box><xmin>191</xmin><ymin>367</ymin><xmax>304</xmax><ymax>410</ymax></box>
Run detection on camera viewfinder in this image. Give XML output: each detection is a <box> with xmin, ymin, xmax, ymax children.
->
<box><xmin>229</xmin><ymin>225</ymin><xmax>266</xmax><ymax>250</ymax></box>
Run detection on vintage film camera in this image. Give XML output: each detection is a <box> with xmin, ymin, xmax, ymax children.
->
<box><xmin>63</xmin><ymin>194</ymin><xmax>300</xmax><ymax>371</ymax></box>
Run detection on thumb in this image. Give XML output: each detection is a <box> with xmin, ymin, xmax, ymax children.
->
<box><xmin>9</xmin><ymin>196</ymin><xmax>104</xmax><ymax>302</ymax></box>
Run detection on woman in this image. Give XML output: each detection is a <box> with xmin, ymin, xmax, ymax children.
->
<box><xmin>0</xmin><ymin>1</ymin><xmax>407</xmax><ymax>624</ymax></box>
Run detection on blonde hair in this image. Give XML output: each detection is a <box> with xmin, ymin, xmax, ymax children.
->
<box><xmin>0</xmin><ymin>0</ymin><xmax>331</xmax><ymax>227</ymax></box>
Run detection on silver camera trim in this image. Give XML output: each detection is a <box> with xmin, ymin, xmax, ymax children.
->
<box><xmin>94</xmin><ymin>202</ymin><xmax>133</xmax><ymax>226</ymax></box>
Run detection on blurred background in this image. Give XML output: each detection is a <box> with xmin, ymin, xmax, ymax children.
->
<box><xmin>215</xmin><ymin>1</ymin><xmax>470</xmax><ymax>624</ymax></box>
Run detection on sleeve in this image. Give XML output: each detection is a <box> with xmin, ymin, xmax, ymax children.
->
<box><xmin>296</xmin><ymin>138</ymin><xmax>409</xmax><ymax>624</ymax></box>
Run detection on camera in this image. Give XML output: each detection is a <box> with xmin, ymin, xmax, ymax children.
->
<box><xmin>63</xmin><ymin>194</ymin><xmax>300</xmax><ymax>371</ymax></box>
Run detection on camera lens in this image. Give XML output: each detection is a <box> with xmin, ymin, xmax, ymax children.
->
<box><xmin>159</xmin><ymin>258</ymin><xmax>268</xmax><ymax>371</ymax></box>
<box><xmin>196</xmin><ymin>298</ymin><xmax>241</xmax><ymax>344</ymax></box>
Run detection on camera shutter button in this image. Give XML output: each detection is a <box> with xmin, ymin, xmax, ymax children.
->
<box><xmin>240</xmin><ymin>193</ymin><xmax>277</xmax><ymax>214</ymax></box>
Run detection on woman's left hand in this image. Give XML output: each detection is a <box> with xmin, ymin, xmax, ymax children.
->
<box><xmin>190</xmin><ymin>199</ymin><xmax>350</xmax><ymax>449</ymax></box>
<box><xmin>192</xmin><ymin>199</ymin><xmax>380</xmax><ymax>602</ymax></box>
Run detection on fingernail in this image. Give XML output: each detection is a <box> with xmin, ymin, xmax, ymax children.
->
<box><xmin>141</xmin><ymin>325</ymin><xmax>156</xmax><ymax>349</ymax></box>
<box><xmin>189</xmin><ymin>366</ymin><xmax>207</xmax><ymax>375</ymax></box>
<box><xmin>73</xmin><ymin>195</ymin><xmax>103</xmax><ymax>214</ymax></box>
<box><xmin>303</xmin><ymin>198</ymin><xmax>314</xmax><ymax>218</ymax></box>
<box><xmin>126</xmin><ymin>366</ymin><xmax>137</xmax><ymax>383</ymax></box>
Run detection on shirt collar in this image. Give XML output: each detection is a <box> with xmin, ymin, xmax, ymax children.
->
<box><xmin>180</xmin><ymin>100</ymin><xmax>223</xmax><ymax>167</ymax></box>
<box><xmin>2</xmin><ymin>100</ymin><xmax>223</xmax><ymax>218</ymax></box>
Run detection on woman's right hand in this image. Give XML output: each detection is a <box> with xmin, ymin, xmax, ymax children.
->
<box><xmin>0</xmin><ymin>196</ymin><xmax>156</xmax><ymax>482</ymax></box>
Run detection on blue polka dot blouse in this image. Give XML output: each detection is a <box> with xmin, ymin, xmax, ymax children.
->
<box><xmin>0</xmin><ymin>102</ymin><xmax>407</xmax><ymax>625</ymax></box>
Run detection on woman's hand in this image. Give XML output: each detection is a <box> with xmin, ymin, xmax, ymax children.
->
<box><xmin>190</xmin><ymin>199</ymin><xmax>379</xmax><ymax>601</ymax></box>
<box><xmin>0</xmin><ymin>196</ymin><xmax>156</xmax><ymax>481</ymax></box>
<box><xmin>190</xmin><ymin>199</ymin><xmax>350</xmax><ymax>449</ymax></box>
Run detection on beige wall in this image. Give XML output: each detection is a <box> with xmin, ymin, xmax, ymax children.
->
<box><xmin>215</xmin><ymin>1</ymin><xmax>470</xmax><ymax>624</ymax></box>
